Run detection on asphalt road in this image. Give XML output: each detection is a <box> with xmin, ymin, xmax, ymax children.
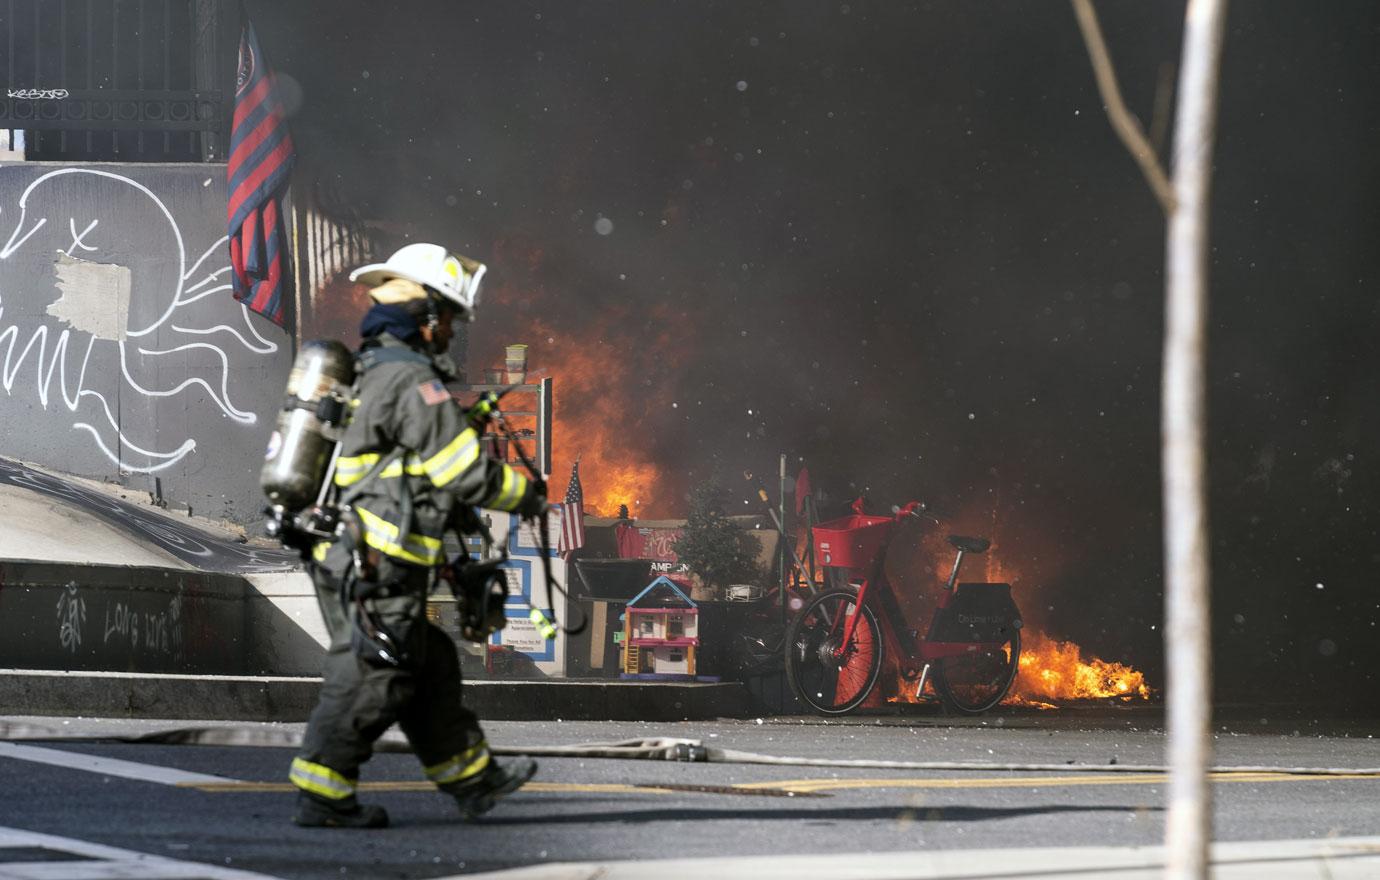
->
<box><xmin>1</xmin><ymin>713</ymin><xmax>1378</xmax><ymax>878</ymax></box>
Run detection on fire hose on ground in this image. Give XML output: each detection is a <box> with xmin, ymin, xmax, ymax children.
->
<box><xmin>3</xmin><ymin>725</ymin><xmax>1377</xmax><ymax>777</ymax></box>
<box><xmin>500</xmin><ymin>737</ymin><xmax>1380</xmax><ymax>777</ymax></box>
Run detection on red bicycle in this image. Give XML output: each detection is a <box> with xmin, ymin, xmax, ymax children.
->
<box><xmin>784</xmin><ymin>499</ymin><xmax>1023</xmax><ymax>716</ymax></box>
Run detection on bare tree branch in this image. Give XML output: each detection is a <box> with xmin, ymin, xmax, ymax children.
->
<box><xmin>1150</xmin><ymin>60</ymin><xmax>1177</xmax><ymax>155</ymax></box>
<box><xmin>1070</xmin><ymin>0</ymin><xmax>1177</xmax><ymax>214</ymax></box>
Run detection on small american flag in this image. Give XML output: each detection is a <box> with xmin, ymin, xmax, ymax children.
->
<box><xmin>416</xmin><ymin>379</ymin><xmax>450</xmax><ymax>406</ymax></box>
<box><xmin>557</xmin><ymin>459</ymin><xmax>585</xmax><ymax>561</ymax></box>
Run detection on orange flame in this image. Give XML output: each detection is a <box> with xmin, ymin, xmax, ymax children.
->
<box><xmin>475</xmin><ymin>262</ymin><xmax>686</xmax><ymax>517</ymax></box>
<box><xmin>300</xmin><ymin>242</ymin><xmax>680</xmax><ymax>517</ymax></box>
<box><xmin>883</xmin><ymin>633</ymin><xmax>1151</xmax><ymax>708</ymax></box>
<box><xmin>1011</xmin><ymin>633</ymin><xmax>1151</xmax><ymax>703</ymax></box>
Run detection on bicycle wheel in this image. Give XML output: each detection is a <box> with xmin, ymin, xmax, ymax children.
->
<box><xmin>932</xmin><ymin>629</ymin><xmax>1021</xmax><ymax>716</ymax></box>
<box><xmin>785</xmin><ymin>589</ymin><xmax>884</xmax><ymax>715</ymax></box>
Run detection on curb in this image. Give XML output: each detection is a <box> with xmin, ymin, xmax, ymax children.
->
<box><xmin>0</xmin><ymin>670</ymin><xmax>751</xmax><ymax>722</ymax></box>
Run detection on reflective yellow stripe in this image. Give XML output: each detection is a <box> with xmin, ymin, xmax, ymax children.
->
<box><xmin>334</xmin><ymin>453</ymin><xmax>380</xmax><ymax>487</ymax></box>
<box><xmin>312</xmin><ymin>541</ymin><xmax>331</xmax><ymax>563</ymax></box>
<box><xmin>339</xmin><ymin>433</ymin><xmax>481</xmax><ymax>490</ymax></box>
<box><xmin>485</xmin><ymin>467</ymin><xmax>528</xmax><ymax>512</ymax></box>
<box><xmin>354</xmin><ymin>505</ymin><xmax>444</xmax><ymax>566</ymax></box>
<box><xmin>337</xmin><ymin>452</ymin><xmax>431</xmax><ymax>485</ymax></box>
<box><xmin>424</xmin><ymin>741</ymin><xmax>491</xmax><ymax>786</ymax></box>
<box><xmin>379</xmin><ymin>454</ymin><xmax>428</xmax><ymax>479</ymax></box>
<box><xmin>529</xmin><ymin>608</ymin><xmax>557</xmax><ymax>639</ymax></box>
<box><xmin>289</xmin><ymin>758</ymin><xmax>355</xmax><ymax>800</ymax></box>
<box><xmin>423</xmin><ymin>429</ymin><xmax>481</xmax><ymax>487</ymax></box>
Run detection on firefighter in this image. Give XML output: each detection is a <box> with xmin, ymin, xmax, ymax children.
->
<box><xmin>290</xmin><ymin>243</ymin><xmax>542</xmax><ymax>829</ymax></box>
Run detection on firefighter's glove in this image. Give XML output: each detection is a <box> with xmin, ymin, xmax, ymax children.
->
<box><xmin>466</xmin><ymin>392</ymin><xmax>500</xmax><ymax>427</ymax></box>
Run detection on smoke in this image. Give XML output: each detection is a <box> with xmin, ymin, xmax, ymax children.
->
<box><xmin>250</xmin><ymin>0</ymin><xmax>1380</xmax><ymax>712</ymax></box>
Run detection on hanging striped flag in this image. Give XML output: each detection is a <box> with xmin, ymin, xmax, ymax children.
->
<box><xmin>227</xmin><ymin>20</ymin><xmax>295</xmax><ymax>326</ymax></box>
<box><xmin>557</xmin><ymin>459</ymin><xmax>585</xmax><ymax>561</ymax></box>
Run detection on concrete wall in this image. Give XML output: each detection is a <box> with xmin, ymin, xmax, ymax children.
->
<box><xmin>0</xmin><ymin>560</ymin><xmax>326</xmax><ymax>676</ymax></box>
<box><xmin>0</xmin><ymin>560</ymin><xmax>250</xmax><ymax>675</ymax></box>
<box><xmin>243</xmin><ymin>570</ymin><xmax>330</xmax><ymax>675</ymax></box>
<box><xmin>0</xmin><ymin>162</ymin><xmax>294</xmax><ymax>525</ymax></box>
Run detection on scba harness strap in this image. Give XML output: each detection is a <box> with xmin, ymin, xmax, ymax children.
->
<box><xmin>341</xmin><ymin>341</ymin><xmax>446</xmax><ymax>562</ymax></box>
<box><xmin>338</xmin><ymin>343</ymin><xmax>441</xmax><ymax>668</ymax></box>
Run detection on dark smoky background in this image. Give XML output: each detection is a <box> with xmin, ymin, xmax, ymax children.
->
<box><xmin>248</xmin><ymin>1</ymin><xmax>1380</xmax><ymax>711</ymax></box>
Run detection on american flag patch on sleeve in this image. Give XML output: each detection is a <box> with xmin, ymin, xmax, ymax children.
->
<box><xmin>417</xmin><ymin>379</ymin><xmax>451</xmax><ymax>406</ymax></box>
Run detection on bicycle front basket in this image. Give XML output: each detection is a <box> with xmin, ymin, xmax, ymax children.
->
<box><xmin>811</xmin><ymin>514</ymin><xmax>893</xmax><ymax>571</ymax></box>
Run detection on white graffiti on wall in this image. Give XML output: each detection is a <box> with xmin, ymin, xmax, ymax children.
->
<box><xmin>102</xmin><ymin>594</ymin><xmax>183</xmax><ymax>658</ymax></box>
<box><xmin>0</xmin><ymin>168</ymin><xmax>279</xmax><ymax>472</ymax></box>
<box><xmin>55</xmin><ymin>583</ymin><xmax>86</xmax><ymax>653</ymax></box>
<box><xmin>6</xmin><ymin>89</ymin><xmax>70</xmax><ymax>100</ymax></box>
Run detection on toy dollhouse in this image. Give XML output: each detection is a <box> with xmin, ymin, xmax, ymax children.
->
<box><xmin>620</xmin><ymin>576</ymin><xmax>700</xmax><ymax>678</ymax></box>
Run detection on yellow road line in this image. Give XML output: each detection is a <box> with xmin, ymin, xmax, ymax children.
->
<box><xmin>737</xmin><ymin>772</ymin><xmax>1380</xmax><ymax>794</ymax></box>
<box><xmin>186</xmin><ymin>781</ymin><xmax>666</xmax><ymax>794</ymax></box>
<box><xmin>187</xmin><ymin>772</ymin><xmax>1380</xmax><ymax>795</ymax></box>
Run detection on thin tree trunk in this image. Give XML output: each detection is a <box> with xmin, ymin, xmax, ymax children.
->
<box><xmin>1162</xmin><ymin>1</ymin><xmax>1230</xmax><ymax>877</ymax></box>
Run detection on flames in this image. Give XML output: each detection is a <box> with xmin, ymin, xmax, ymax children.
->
<box><xmin>312</xmin><ymin>275</ymin><xmax>671</xmax><ymax>516</ymax></box>
<box><xmin>476</xmin><ymin>313</ymin><xmax>669</xmax><ymax>516</ymax></box>
<box><xmin>874</xmin><ymin>513</ymin><xmax>1156</xmax><ymax>710</ymax></box>
<box><xmin>882</xmin><ymin>630</ymin><xmax>1152</xmax><ymax>708</ymax></box>
<box><xmin>908</xmin><ymin>507</ymin><xmax>1151</xmax><ymax>708</ymax></box>
<box><xmin>308</xmin><ymin>234</ymin><xmax>681</xmax><ymax>516</ymax></box>
<box><xmin>460</xmin><ymin>243</ymin><xmax>1156</xmax><ymax>707</ymax></box>
<box><xmin>1009</xmin><ymin>633</ymin><xmax>1151</xmax><ymax>704</ymax></box>
<box><xmin>475</xmin><ymin>250</ymin><xmax>686</xmax><ymax>516</ymax></box>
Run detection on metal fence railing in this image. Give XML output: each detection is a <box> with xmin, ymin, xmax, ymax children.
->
<box><xmin>0</xmin><ymin>0</ymin><xmax>237</xmax><ymax>162</ymax></box>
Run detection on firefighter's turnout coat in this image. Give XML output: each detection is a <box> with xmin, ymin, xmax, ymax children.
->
<box><xmin>328</xmin><ymin>332</ymin><xmax>530</xmax><ymax>569</ymax></box>
<box><xmin>291</xmin><ymin>330</ymin><xmax>536</xmax><ymax>805</ymax></box>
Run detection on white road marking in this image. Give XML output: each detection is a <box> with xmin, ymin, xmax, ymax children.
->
<box><xmin>0</xmin><ymin>825</ymin><xmax>281</xmax><ymax>879</ymax></box>
<box><xmin>0</xmin><ymin>742</ymin><xmax>232</xmax><ymax>786</ymax></box>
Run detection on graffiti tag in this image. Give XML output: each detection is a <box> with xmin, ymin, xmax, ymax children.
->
<box><xmin>102</xmin><ymin>594</ymin><xmax>183</xmax><ymax>658</ymax></box>
<box><xmin>6</xmin><ymin>89</ymin><xmax>69</xmax><ymax>100</ymax></box>
<box><xmin>55</xmin><ymin>584</ymin><xmax>86</xmax><ymax>653</ymax></box>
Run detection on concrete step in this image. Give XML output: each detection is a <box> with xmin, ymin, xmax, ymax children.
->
<box><xmin>0</xmin><ymin>669</ymin><xmax>752</xmax><ymax>723</ymax></box>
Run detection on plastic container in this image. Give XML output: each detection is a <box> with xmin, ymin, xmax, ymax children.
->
<box><xmin>810</xmin><ymin>514</ymin><xmax>894</xmax><ymax>571</ymax></box>
<box><xmin>505</xmin><ymin>343</ymin><xmax>528</xmax><ymax>384</ymax></box>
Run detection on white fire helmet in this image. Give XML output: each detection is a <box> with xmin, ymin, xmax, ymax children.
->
<box><xmin>349</xmin><ymin>243</ymin><xmax>487</xmax><ymax>320</ymax></box>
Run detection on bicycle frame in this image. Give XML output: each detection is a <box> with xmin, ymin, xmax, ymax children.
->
<box><xmin>828</xmin><ymin>503</ymin><xmax>1008</xmax><ymax>671</ymax></box>
<box><xmin>785</xmin><ymin>497</ymin><xmax>1022</xmax><ymax>715</ymax></box>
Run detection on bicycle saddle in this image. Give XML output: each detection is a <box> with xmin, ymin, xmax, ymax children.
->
<box><xmin>948</xmin><ymin>535</ymin><xmax>991</xmax><ymax>554</ymax></box>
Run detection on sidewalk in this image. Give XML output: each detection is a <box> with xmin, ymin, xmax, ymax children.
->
<box><xmin>445</xmin><ymin>837</ymin><xmax>1380</xmax><ymax>879</ymax></box>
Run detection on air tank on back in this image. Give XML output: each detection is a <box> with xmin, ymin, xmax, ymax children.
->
<box><xmin>260</xmin><ymin>340</ymin><xmax>357</xmax><ymax>512</ymax></box>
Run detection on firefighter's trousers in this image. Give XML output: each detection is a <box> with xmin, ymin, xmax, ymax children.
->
<box><xmin>290</xmin><ymin>555</ymin><xmax>490</xmax><ymax>803</ymax></box>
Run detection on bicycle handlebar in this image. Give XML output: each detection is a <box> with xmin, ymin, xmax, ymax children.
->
<box><xmin>891</xmin><ymin>501</ymin><xmax>940</xmax><ymax>524</ymax></box>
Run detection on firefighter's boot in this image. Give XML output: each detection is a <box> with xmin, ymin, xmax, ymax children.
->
<box><xmin>293</xmin><ymin>792</ymin><xmax>390</xmax><ymax>829</ymax></box>
<box><xmin>445</xmin><ymin>756</ymin><xmax>537</xmax><ymax>820</ymax></box>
